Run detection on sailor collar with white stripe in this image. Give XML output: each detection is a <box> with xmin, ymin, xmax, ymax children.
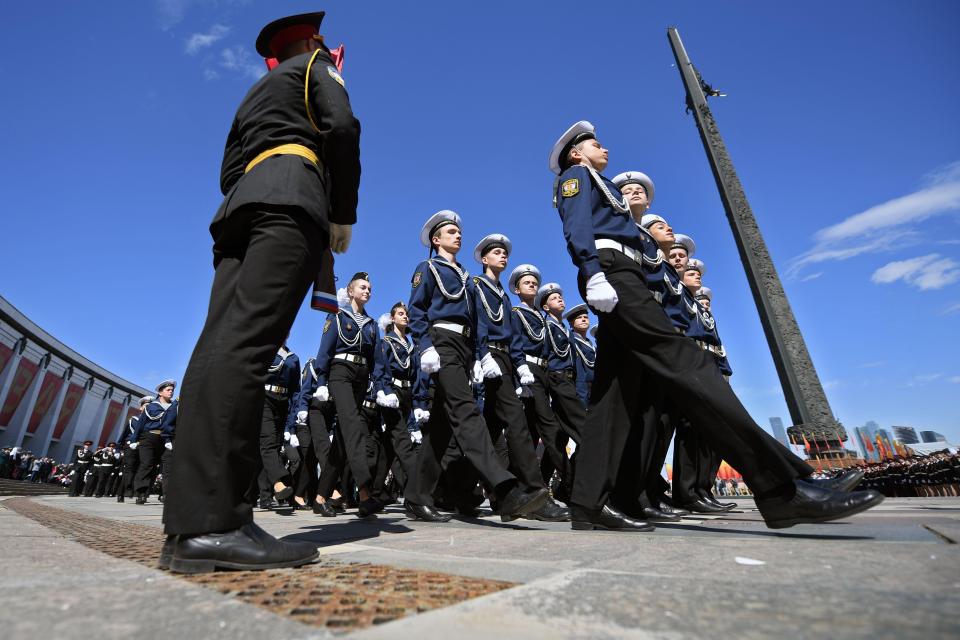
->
<box><xmin>573</xmin><ymin>333</ymin><xmax>593</xmax><ymax>348</ymax></box>
<box><xmin>546</xmin><ymin>314</ymin><xmax>569</xmax><ymax>335</ymax></box>
<box><xmin>269</xmin><ymin>346</ymin><xmax>293</xmax><ymax>372</ymax></box>
<box><xmin>338</xmin><ymin>306</ymin><xmax>372</xmax><ymax>328</ymax></box>
<box><xmin>475</xmin><ymin>274</ymin><xmax>507</xmax><ymax>321</ymax></box>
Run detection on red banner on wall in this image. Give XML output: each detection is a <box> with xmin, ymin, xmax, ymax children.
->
<box><xmin>27</xmin><ymin>371</ymin><xmax>65</xmax><ymax>433</ymax></box>
<box><xmin>52</xmin><ymin>383</ymin><xmax>84</xmax><ymax>440</ymax></box>
<box><xmin>98</xmin><ymin>400</ymin><xmax>123</xmax><ymax>447</ymax></box>
<box><xmin>0</xmin><ymin>358</ymin><xmax>39</xmax><ymax>426</ymax></box>
<box><xmin>0</xmin><ymin>343</ymin><xmax>13</xmax><ymax>376</ymax></box>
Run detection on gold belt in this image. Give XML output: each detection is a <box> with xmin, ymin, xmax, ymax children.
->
<box><xmin>245</xmin><ymin>143</ymin><xmax>319</xmax><ymax>173</ymax></box>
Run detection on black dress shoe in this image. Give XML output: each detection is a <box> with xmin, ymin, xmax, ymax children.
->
<box><xmin>524</xmin><ymin>497</ymin><xmax>571</xmax><ymax>522</ymax></box>
<box><xmin>679</xmin><ymin>498</ymin><xmax>731</xmax><ymax>514</ymax></box>
<box><xmin>158</xmin><ymin>535</ymin><xmax>176</xmax><ymax>570</ymax></box>
<box><xmin>168</xmin><ymin>522</ymin><xmax>319</xmax><ymax>574</ymax></box>
<box><xmin>404</xmin><ymin>501</ymin><xmax>452</xmax><ymax>522</ymax></box>
<box><xmin>639</xmin><ymin>505</ymin><xmax>682</xmax><ymax>522</ymax></box>
<box><xmin>702</xmin><ymin>495</ymin><xmax>737</xmax><ymax>510</ymax></box>
<box><xmin>357</xmin><ymin>497</ymin><xmax>384</xmax><ymax>518</ymax></box>
<box><xmin>135</xmin><ymin>495</ymin><xmax>147</xmax><ymax>505</ymax></box>
<box><xmin>498</xmin><ymin>487</ymin><xmax>550</xmax><ymax>522</ymax></box>
<box><xmin>326</xmin><ymin>497</ymin><xmax>346</xmax><ymax>513</ymax></box>
<box><xmin>571</xmin><ymin>504</ymin><xmax>655</xmax><ymax>531</ymax></box>
<box><xmin>258</xmin><ymin>497</ymin><xmax>278</xmax><ymax>510</ymax></box>
<box><xmin>805</xmin><ymin>469</ymin><xmax>865</xmax><ymax>493</ymax></box>
<box><xmin>274</xmin><ymin>484</ymin><xmax>294</xmax><ymax>501</ymax></box>
<box><xmin>116</xmin><ymin>496</ymin><xmax>124</xmax><ymax>503</ymax></box>
<box><xmin>756</xmin><ymin>481</ymin><xmax>884</xmax><ymax>530</ymax></box>
<box><xmin>655</xmin><ymin>502</ymin><xmax>690</xmax><ymax>516</ymax></box>
<box><xmin>312</xmin><ymin>501</ymin><xmax>337</xmax><ymax>517</ymax></box>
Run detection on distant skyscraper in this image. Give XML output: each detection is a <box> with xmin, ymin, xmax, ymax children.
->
<box><xmin>892</xmin><ymin>426</ymin><xmax>919</xmax><ymax>444</ymax></box>
<box><xmin>920</xmin><ymin>430</ymin><xmax>947</xmax><ymax>443</ymax></box>
<box><xmin>769</xmin><ymin>417</ymin><xmax>789</xmax><ymax>447</ymax></box>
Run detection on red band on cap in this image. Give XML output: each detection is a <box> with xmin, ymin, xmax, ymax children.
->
<box><xmin>268</xmin><ymin>25</ymin><xmax>318</xmax><ymax>57</ymax></box>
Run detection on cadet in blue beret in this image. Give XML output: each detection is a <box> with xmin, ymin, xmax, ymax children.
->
<box><xmin>550</xmin><ymin>120</ymin><xmax>882</xmax><ymax>530</ymax></box>
<box><xmin>404</xmin><ymin>211</ymin><xmax>548</xmax><ymax>522</ymax></box>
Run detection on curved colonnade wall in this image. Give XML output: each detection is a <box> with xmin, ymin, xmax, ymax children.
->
<box><xmin>0</xmin><ymin>295</ymin><xmax>150</xmax><ymax>462</ymax></box>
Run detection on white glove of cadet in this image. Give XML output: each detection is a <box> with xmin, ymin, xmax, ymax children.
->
<box><xmin>376</xmin><ymin>390</ymin><xmax>400</xmax><ymax>409</ymax></box>
<box><xmin>164</xmin><ymin>442</ymin><xmax>173</xmax><ymax>451</ymax></box>
<box><xmin>516</xmin><ymin>364</ymin><xmax>535</xmax><ymax>386</ymax></box>
<box><xmin>480</xmin><ymin>353</ymin><xmax>502</xmax><ymax>378</ymax></box>
<box><xmin>313</xmin><ymin>385</ymin><xmax>330</xmax><ymax>402</ymax></box>
<box><xmin>128</xmin><ymin>442</ymin><xmax>138</xmax><ymax>450</ymax></box>
<box><xmin>420</xmin><ymin>347</ymin><xmax>441</xmax><ymax>374</ymax></box>
<box><xmin>411</xmin><ymin>430</ymin><xmax>423</xmax><ymax>444</ymax></box>
<box><xmin>283</xmin><ymin>431</ymin><xmax>291</xmax><ymax>442</ymax></box>
<box><xmin>296</xmin><ymin>410</ymin><xmax>308</xmax><ymax>424</ymax></box>
<box><xmin>289</xmin><ymin>434</ymin><xmax>300</xmax><ymax>448</ymax></box>
<box><xmin>329</xmin><ymin>223</ymin><xmax>352</xmax><ymax>254</ymax></box>
<box><xmin>516</xmin><ymin>385</ymin><xmax>534</xmax><ymax>398</ymax></box>
<box><xmin>585</xmin><ymin>272</ymin><xmax>618</xmax><ymax>313</ymax></box>
<box><xmin>413</xmin><ymin>408</ymin><xmax>430</xmax><ymax>424</ymax></box>
<box><xmin>471</xmin><ymin>360</ymin><xmax>483</xmax><ymax>384</ymax></box>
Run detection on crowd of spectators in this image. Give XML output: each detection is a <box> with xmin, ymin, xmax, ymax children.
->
<box><xmin>0</xmin><ymin>447</ymin><xmax>74</xmax><ymax>487</ymax></box>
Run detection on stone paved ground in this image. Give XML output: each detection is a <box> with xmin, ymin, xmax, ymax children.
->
<box><xmin>2</xmin><ymin>494</ymin><xmax>958</xmax><ymax>639</ymax></box>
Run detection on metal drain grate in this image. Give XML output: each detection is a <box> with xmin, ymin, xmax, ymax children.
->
<box><xmin>5</xmin><ymin>497</ymin><xmax>514</xmax><ymax>632</ymax></box>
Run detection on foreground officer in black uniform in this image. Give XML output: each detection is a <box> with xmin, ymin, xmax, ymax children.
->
<box><xmin>549</xmin><ymin>120</ymin><xmax>883</xmax><ymax>530</ymax></box>
<box><xmin>163</xmin><ymin>11</ymin><xmax>360</xmax><ymax>573</ymax></box>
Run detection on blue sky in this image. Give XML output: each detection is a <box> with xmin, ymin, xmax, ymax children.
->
<box><xmin>2</xmin><ymin>1</ymin><xmax>959</xmax><ymax>446</ymax></box>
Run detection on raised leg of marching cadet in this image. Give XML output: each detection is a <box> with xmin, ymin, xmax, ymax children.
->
<box><xmin>161</xmin><ymin>206</ymin><xmax>324</xmax><ymax>571</ymax></box>
<box><xmin>522</xmin><ymin>363</ymin><xmax>574</xmax><ymax>501</ymax></box>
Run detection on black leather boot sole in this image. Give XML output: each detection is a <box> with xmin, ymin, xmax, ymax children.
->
<box><xmin>158</xmin><ymin>535</ymin><xmax>176</xmax><ymax>570</ymax></box>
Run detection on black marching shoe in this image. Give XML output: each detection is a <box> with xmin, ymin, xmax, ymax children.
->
<box><xmin>313</xmin><ymin>501</ymin><xmax>337</xmax><ymax>517</ymax></box>
<box><xmin>117</xmin><ymin>495</ymin><xmax>124</xmax><ymax>503</ymax></box>
<box><xmin>357</xmin><ymin>497</ymin><xmax>384</xmax><ymax>518</ymax></box>
<box><xmin>805</xmin><ymin>469</ymin><xmax>865</xmax><ymax>493</ymax></box>
<box><xmin>756</xmin><ymin>481</ymin><xmax>884</xmax><ymax>530</ymax></box>
<box><xmin>326</xmin><ymin>497</ymin><xmax>346</xmax><ymax>513</ymax></box>
<box><xmin>404</xmin><ymin>501</ymin><xmax>452</xmax><ymax>522</ymax></box>
<box><xmin>524</xmin><ymin>497</ymin><xmax>571</xmax><ymax>522</ymax></box>
<box><xmin>639</xmin><ymin>505</ymin><xmax>682</xmax><ymax>522</ymax></box>
<box><xmin>135</xmin><ymin>495</ymin><xmax>147</xmax><ymax>505</ymax></box>
<box><xmin>679</xmin><ymin>497</ymin><xmax>731</xmax><ymax>514</ymax></box>
<box><xmin>258</xmin><ymin>497</ymin><xmax>278</xmax><ymax>510</ymax></box>
<box><xmin>167</xmin><ymin>522</ymin><xmax>319</xmax><ymax>574</ymax></box>
<box><xmin>158</xmin><ymin>535</ymin><xmax>176</xmax><ymax>570</ymax></box>
<box><xmin>571</xmin><ymin>504</ymin><xmax>655</xmax><ymax>532</ymax></box>
<box><xmin>702</xmin><ymin>494</ymin><xmax>737</xmax><ymax>510</ymax></box>
<box><xmin>498</xmin><ymin>487</ymin><xmax>550</xmax><ymax>523</ymax></box>
<box><xmin>274</xmin><ymin>484</ymin><xmax>294</xmax><ymax>502</ymax></box>
<box><xmin>655</xmin><ymin>502</ymin><xmax>690</xmax><ymax>516</ymax></box>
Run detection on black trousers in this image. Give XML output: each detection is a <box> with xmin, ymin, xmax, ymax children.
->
<box><xmin>259</xmin><ymin>393</ymin><xmax>292</xmax><ymax>487</ymax></box>
<box><xmin>405</xmin><ymin>328</ymin><xmax>514</xmax><ymax>506</ymax></box>
<box><xmin>295</xmin><ymin>400</ymin><xmax>339</xmax><ymax>499</ymax></box>
<box><xmin>162</xmin><ymin>206</ymin><xmax>324</xmax><ymax>535</ymax></box>
<box><xmin>69</xmin><ymin>464</ymin><xmax>91</xmax><ymax>496</ymax></box>
<box><xmin>94</xmin><ymin>465</ymin><xmax>115</xmax><ymax>497</ymax></box>
<box><xmin>375</xmin><ymin>386</ymin><xmax>419</xmax><ymax>496</ymax></box>
<box><xmin>328</xmin><ymin>362</ymin><xmax>376</xmax><ymax>491</ymax></box>
<box><xmin>571</xmin><ymin>250</ymin><xmax>812</xmax><ymax>511</ymax></box>
<box><xmin>135</xmin><ymin>433</ymin><xmax>171</xmax><ymax>496</ymax></box>
<box><xmin>483</xmin><ymin>349</ymin><xmax>544</xmax><ymax>493</ymax></box>
<box><xmin>118</xmin><ymin>445</ymin><xmax>139</xmax><ymax>497</ymax></box>
<box><xmin>521</xmin><ymin>363</ymin><xmax>572</xmax><ymax>492</ymax></box>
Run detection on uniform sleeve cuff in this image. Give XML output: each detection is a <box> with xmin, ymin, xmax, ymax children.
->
<box><xmin>579</xmin><ymin>258</ymin><xmax>602</xmax><ymax>281</ymax></box>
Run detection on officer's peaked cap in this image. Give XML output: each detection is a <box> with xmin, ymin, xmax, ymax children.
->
<box><xmin>256</xmin><ymin>12</ymin><xmax>325</xmax><ymax>58</ymax></box>
<box><xmin>549</xmin><ymin>121</ymin><xmax>595</xmax><ymax>175</ymax></box>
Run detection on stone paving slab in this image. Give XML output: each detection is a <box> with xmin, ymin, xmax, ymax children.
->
<box><xmin>4</xmin><ymin>494</ymin><xmax>960</xmax><ymax>638</ymax></box>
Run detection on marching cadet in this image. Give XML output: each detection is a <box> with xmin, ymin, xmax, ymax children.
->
<box><xmin>133</xmin><ymin>380</ymin><xmax>176</xmax><ymax>504</ymax></box>
<box><xmin>371</xmin><ymin>303</ymin><xmax>420</xmax><ymax>500</ymax></box>
<box><xmin>163</xmin><ymin>10</ymin><xmax>359</xmax><ymax>573</ymax></box>
<box><xmin>259</xmin><ymin>344</ymin><xmax>301</xmax><ymax>505</ymax></box>
<box><xmin>565</xmin><ymin>304</ymin><xmax>595</xmax><ymax>407</ymax></box>
<box><xmin>404</xmin><ymin>210</ymin><xmax>548</xmax><ymax>522</ymax></box>
<box><xmin>509</xmin><ymin>264</ymin><xmax>575</xmax><ymax>503</ymax></box>
<box><xmin>304</xmin><ymin>272</ymin><xmax>384</xmax><ymax>517</ymax></box>
<box><xmin>473</xmin><ymin>234</ymin><xmax>569</xmax><ymax>521</ymax></box>
<box><xmin>550</xmin><ymin>120</ymin><xmax>882</xmax><ymax>530</ymax></box>
<box><xmin>70</xmin><ymin>440</ymin><xmax>94</xmax><ymax>496</ymax></box>
<box><xmin>91</xmin><ymin>443</ymin><xmax>118</xmax><ymax>497</ymax></box>
<box><xmin>118</xmin><ymin>396</ymin><xmax>152</xmax><ymax>502</ymax></box>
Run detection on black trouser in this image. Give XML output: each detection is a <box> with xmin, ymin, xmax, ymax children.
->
<box><xmin>119</xmin><ymin>445</ymin><xmax>139</xmax><ymax>497</ymax></box>
<box><xmin>135</xmin><ymin>433</ymin><xmax>171</xmax><ymax>497</ymax></box>
<box><xmin>259</xmin><ymin>392</ymin><xmax>292</xmax><ymax>488</ymax></box>
<box><xmin>521</xmin><ymin>362</ymin><xmax>572</xmax><ymax>493</ymax></box>
<box><xmin>295</xmin><ymin>400</ymin><xmax>338</xmax><ymax>500</ymax></box>
<box><xmin>162</xmin><ymin>206</ymin><xmax>323</xmax><ymax>535</ymax></box>
<box><xmin>359</xmin><ymin>401</ymin><xmax>390</xmax><ymax>501</ymax></box>
<box><xmin>483</xmin><ymin>349</ymin><xmax>544</xmax><ymax>493</ymax></box>
<box><xmin>406</xmin><ymin>328</ymin><xmax>514</xmax><ymax>506</ymax></box>
<box><xmin>69</xmin><ymin>464</ymin><xmax>90</xmax><ymax>496</ymax></box>
<box><xmin>311</xmin><ymin>402</ymin><xmax>347</xmax><ymax>499</ymax></box>
<box><xmin>94</xmin><ymin>464</ymin><xmax>115</xmax><ymax>497</ymax></box>
<box><xmin>571</xmin><ymin>249</ymin><xmax>812</xmax><ymax>511</ymax></box>
<box><xmin>328</xmin><ymin>361</ymin><xmax>376</xmax><ymax>491</ymax></box>
<box><xmin>375</xmin><ymin>386</ymin><xmax>419</xmax><ymax>496</ymax></box>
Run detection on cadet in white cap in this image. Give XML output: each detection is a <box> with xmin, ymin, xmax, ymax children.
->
<box><xmin>611</xmin><ymin>171</ymin><xmax>655</xmax><ymax>218</ymax></box>
<box><xmin>117</xmin><ymin>395</ymin><xmax>153</xmax><ymax>502</ymax></box>
<box><xmin>669</xmin><ymin>234</ymin><xmax>696</xmax><ymax>272</ymax></box>
<box><xmin>473</xmin><ymin>235</ymin><xmax>569</xmax><ymax>521</ymax></box>
<box><xmin>695</xmin><ymin>286</ymin><xmax>712</xmax><ymax>311</ymax></box>
<box><xmin>550</xmin><ymin>121</ymin><xmax>882</xmax><ymax>530</ymax></box>
<box><xmin>565</xmin><ymin>303</ymin><xmax>595</xmax><ymax>408</ymax></box>
<box><xmin>133</xmin><ymin>381</ymin><xmax>176</xmax><ymax>504</ymax></box>
<box><xmin>404</xmin><ymin>211</ymin><xmax>548</xmax><ymax>523</ymax></box>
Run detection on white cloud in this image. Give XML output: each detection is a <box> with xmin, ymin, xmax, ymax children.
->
<box><xmin>220</xmin><ymin>46</ymin><xmax>266</xmax><ymax>81</ymax></box>
<box><xmin>857</xmin><ymin>361</ymin><xmax>886</xmax><ymax>369</ymax></box>
<box><xmin>203</xmin><ymin>68</ymin><xmax>220</xmax><ymax>81</ymax></box>
<box><xmin>156</xmin><ymin>0</ymin><xmax>189</xmax><ymax>30</ymax></box>
<box><xmin>948</xmin><ymin>376</ymin><xmax>960</xmax><ymax>384</ymax></box>
<box><xmin>871</xmin><ymin>253</ymin><xmax>960</xmax><ymax>291</ymax></box>
<box><xmin>940</xmin><ymin>301</ymin><xmax>960</xmax><ymax>316</ymax></box>
<box><xmin>800</xmin><ymin>271</ymin><xmax>823</xmax><ymax>282</ymax></box>
<box><xmin>789</xmin><ymin>161</ymin><xmax>960</xmax><ymax>277</ymax></box>
<box><xmin>186</xmin><ymin>24</ymin><xmax>230</xmax><ymax>54</ymax></box>
<box><xmin>908</xmin><ymin>373</ymin><xmax>942</xmax><ymax>387</ymax></box>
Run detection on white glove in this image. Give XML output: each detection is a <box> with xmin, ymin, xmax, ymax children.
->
<box><xmin>421</xmin><ymin>347</ymin><xmax>441</xmax><ymax>373</ymax></box>
<box><xmin>313</xmin><ymin>385</ymin><xmax>330</xmax><ymax>402</ymax></box>
<box><xmin>585</xmin><ymin>272</ymin><xmax>618</xmax><ymax>313</ymax></box>
<box><xmin>289</xmin><ymin>434</ymin><xmax>300</xmax><ymax>448</ymax></box>
<box><xmin>480</xmin><ymin>353</ymin><xmax>502</xmax><ymax>378</ymax></box>
<box><xmin>164</xmin><ymin>442</ymin><xmax>173</xmax><ymax>451</ymax></box>
<box><xmin>517</xmin><ymin>385</ymin><xmax>533</xmax><ymax>398</ymax></box>
<box><xmin>283</xmin><ymin>431</ymin><xmax>291</xmax><ymax>442</ymax></box>
<box><xmin>411</xmin><ymin>430</ymin><xmax>423</xmax><ymax>444</ymax></box>
<box><xmin>296</xmin><ymin>410</ymin><xmax>308</xmax><ymax>424</ymax></box>
<box><xmin>128</xmin><ymin>442</ymin><xmax>138</xmax><ymax>450</ymax></box>
<box><xmin>413</xmin><ymin>408</ymin><xmax>430</xmax><ymax>424</ymax></box>
<box><xmin>471</xmin><ymin>360</ymin><xmax>483</xmax><ymax>384</ymax></box>
<box><xmin>516</xmin><ymin>364</ymin><xmax>535</xmax><ymax>386</ymax></box>
<box><xmin>329</xmin><ymin>223</ymin><xmax>352</xmax><ymax>254</ymax></box>
<box><xmin>383</xmin><ymin>393</ymin><xmax>400</xmax><ymax>409</ymax></box>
